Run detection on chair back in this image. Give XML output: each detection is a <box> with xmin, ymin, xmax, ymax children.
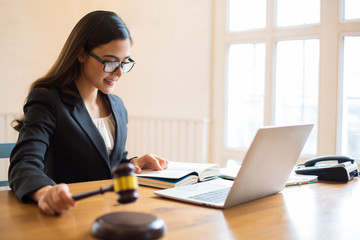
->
<box><xmin>0</xmin><ymin>143</ymin><xmax>15</xmax><ymax>187</ymax></box>
<box><xmin>0</xmin><ymin>143</ymin><xmax>15</xmax><ymax>158</ymax></box>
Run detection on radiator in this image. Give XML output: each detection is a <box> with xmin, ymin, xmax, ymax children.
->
<box><xmin>0</xmin><ymin>113</ymin><xmax>19</xmax><ymax>181</ymax></box>
<box><xmin>0</xmin><ymin>113</ymin><xmax>19</xmax><ymax>143</ymax></box>
<box><xmin>127</xmin><ymin>116</ymin><xmax>210</xmax><ymax>163</ymax></box>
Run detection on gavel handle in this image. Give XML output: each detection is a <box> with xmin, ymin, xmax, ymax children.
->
<box><xmin>72</xmin><ymin>184</ymin><xmax>114</xmax><ymax>201</ymax></box>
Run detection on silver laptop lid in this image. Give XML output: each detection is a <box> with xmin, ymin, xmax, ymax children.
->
<box><xmin>224</xmin><ymin>124</ymin><xmax>313</xmax><ymax>208</ymax></box>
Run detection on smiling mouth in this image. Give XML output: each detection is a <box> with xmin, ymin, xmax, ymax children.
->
<box><xmin>104</xmin><ymin>79</ymin><xmax>116</xmax><ymax>85</ymax></box>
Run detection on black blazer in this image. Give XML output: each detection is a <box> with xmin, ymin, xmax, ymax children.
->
<box><xmin>9</xmin><ymin>83</ymin><xmax>129</xmax><ymax>202</ymax></box>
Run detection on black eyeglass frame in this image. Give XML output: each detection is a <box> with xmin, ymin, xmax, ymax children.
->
<box><xmin>85</xmin><ymin>49</ymin><xmax>135</xmax><ymax>73</ymax></box>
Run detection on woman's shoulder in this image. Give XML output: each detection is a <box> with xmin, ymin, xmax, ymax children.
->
<box><xmin>28</xmin><ymin>87</ymin><xmax>58</xmax><ymax>98</ymax></box>
<box><xmin>27</xmin><ymin>87</ymin><xmax>60</xmax><ymax>104</ymax></box>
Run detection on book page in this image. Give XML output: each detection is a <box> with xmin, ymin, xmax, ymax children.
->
<box><xmin>136</xmin><ymin>161</ymin><xmax>219</xmax><ymax>179</ymax></box>
<box><xmin>286</xmin><ymin>173</ymin><xmax>318</xmax><ymax>186</ymax></box>
<box><xmin>166</xmin><ymin>161</ymin><xmax>218</xmax><ymax>171</ymax></box>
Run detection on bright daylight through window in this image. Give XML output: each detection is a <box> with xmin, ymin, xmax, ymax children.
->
<box><xmin>226</xmin><ymin>43</ymin><xmax>265</xmax><ymax>149</ymax></box>
<box><xmin>277</xmin><ymin>0</ymin><xmax>320</xmax><ymax>27</ymax></box>
<box><xmin>341</xmin><ymin>36</ymin><xmax>360</xmax><ymax>159</ymax></box>
<box><xmin>228</xmin><ymin>0</ymin><xmax>266</xmax><ymax>31</ymax></box>
<box><xmin>275</xmin><ymin>39</ymin><xmax>319</xmax><ymax>155</ymax></box>
<box><xmin>217</xmin><ymin>0</ymin><xmax>360</xmax><ymax>164</ymax></box>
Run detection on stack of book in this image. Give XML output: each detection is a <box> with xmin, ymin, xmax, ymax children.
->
<box><xmin>135</xmin><ymin>161</ymin><xmax>220</xmax><ymax>188</ymax></box>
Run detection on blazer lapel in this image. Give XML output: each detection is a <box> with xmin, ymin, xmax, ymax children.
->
<box><xmin>60</xmin><ymin>85</ymin><xmax>110</xmax><ymax>168</ymax></box>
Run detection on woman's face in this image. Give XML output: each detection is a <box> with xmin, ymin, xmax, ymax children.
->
<box><xmin>78</xmin><ymin>39</ymin><xmax>131</xmax><ymax>94</ymax></box>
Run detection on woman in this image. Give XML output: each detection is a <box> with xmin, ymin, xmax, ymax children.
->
<box><xmin>8</xmin><ymin>10</ymin><xmax>167</xmax><ymax>216</ymax></box>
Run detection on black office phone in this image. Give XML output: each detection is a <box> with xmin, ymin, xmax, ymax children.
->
<box><xmin>295</xmin><ymin>155</ymin><xmax>359</xmax><ymax>182</ymax></box>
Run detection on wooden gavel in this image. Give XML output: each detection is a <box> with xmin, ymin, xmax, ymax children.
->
<box><xmin>72</xmin><ymin>163</ymin><xmax>139</xmax><ymax>204</ymax></box>
<box><xmin>72</xmin><ymin>163</ymin><xmax>166</xmax><ymax>239</ymax></box>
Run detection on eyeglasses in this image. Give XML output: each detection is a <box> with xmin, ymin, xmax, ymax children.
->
<box><xmin>86</xmin><ymin>49</ymin><xmax>135</xmax><ymax>74</ymax></box>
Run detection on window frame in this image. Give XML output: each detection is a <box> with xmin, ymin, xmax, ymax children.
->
<box><xmin>210</xmin><ymin>0</ymin><xmax>360</xmax><ymax>166</ymax></box>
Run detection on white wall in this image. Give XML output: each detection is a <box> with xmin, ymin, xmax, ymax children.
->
<box><xmin>0</xmin><ymin>0</ymin><xmax>212</xmax><ymax>120</ymax></box>
<box><xmin>114</xmin><ymin>1</ymin><xmax>212</xmax><ymax>119</ymax></box>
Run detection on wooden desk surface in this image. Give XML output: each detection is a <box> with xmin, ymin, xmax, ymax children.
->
<box><xmin>1</xmin><ymin>179</ymin><xmax>360</xmax><ymax>240</ymax></box>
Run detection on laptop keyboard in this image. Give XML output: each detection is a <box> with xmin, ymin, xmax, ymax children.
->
<box><xmin>188</xmin><ymin>187</ymin><xmax>231</xmax><ymax>203</ymax></box>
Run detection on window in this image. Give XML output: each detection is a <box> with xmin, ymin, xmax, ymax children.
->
<box><xmin>275</xmin><ymin>39</ymin><xmax>319</xmax><ymax>155</ymax></box>
<box><xmin>343</xmin><ymin>0</ymin><xmax>360</xmax><ymax>20</ymax></box>
<box><xmin>226</xmin><ymin>43</ymin><xmax>265</xmax><ymax>149</ymax></box>
<box><xmin>341</xmin><ymin>36</ymin><xmax>360</xmax><ymax>158</ymax></box>
<box><xmin>228</xmin><ymin>0</ymin><xmax>266</xmax><ymax>31</ymax></box>
<box><xmin>277</xmin><ymin>0</ymin><xmax>320</xmax><ymax>27</ymax></box>
<box><xmin>212</xmin><ymin>1</ymin><xmax>360</xmax><ymax>165</ymax></box>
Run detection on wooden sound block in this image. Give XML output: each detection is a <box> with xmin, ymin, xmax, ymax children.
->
<box><xmin>91</xmin><ymin>211</ymin><xmax>166</xmax><ymax>240</ymax></box>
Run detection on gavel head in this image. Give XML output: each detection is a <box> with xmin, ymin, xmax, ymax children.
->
<box><xmin>111</xmin><ymin>163</ymin><xmax>139</xmax><ymax>204</ymax></box>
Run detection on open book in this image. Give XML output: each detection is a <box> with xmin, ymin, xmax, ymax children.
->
<box><xmin>285</xmin><ymin>172</ymin><xmax>318</xmax><ymax>187</ymax></box>
<box><xmin>136</xmin><ymin>161</ymin><xmax>220</xmax><ymax>188</ymax></box>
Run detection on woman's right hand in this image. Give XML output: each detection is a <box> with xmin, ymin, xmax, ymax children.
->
<box><xmin>31</xmin><ymin>184</ymin><xmax>76</xmax><ymax>216</ymax></box>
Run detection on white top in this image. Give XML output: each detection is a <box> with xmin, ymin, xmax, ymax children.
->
<box><xmin>92</xmin><ymin>114</ymin><xmax>115</xmax><ymax>155</ymax></box>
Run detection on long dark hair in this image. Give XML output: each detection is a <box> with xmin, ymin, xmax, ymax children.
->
<box><xmin>13</xmin><ymin>10</ymin><xmax>132</xmax><ymax>131</ymax></box>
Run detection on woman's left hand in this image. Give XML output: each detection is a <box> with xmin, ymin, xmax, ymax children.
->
<box><xmin>130</xmin><ymin>154</ymin><xmax>168</xmax><ymax>173</ymax></box>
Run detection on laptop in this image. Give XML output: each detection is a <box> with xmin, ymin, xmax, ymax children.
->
<box><xmin>154</xmin><ymin>124</ymin><xmax>313</xmax><ymax>208</ymax></box>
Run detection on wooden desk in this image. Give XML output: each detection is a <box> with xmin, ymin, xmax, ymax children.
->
<box><xmin>1</xmin><ymin>179</ymin><xmax>360</xmax><ymax>240</ymax></box>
